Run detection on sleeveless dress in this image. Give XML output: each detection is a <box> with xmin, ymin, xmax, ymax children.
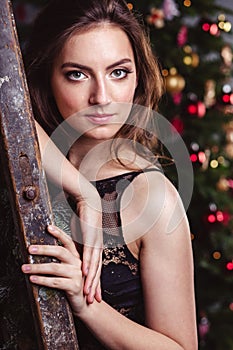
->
<box><xmin>53</xmin><ymin>169</ymin><xmax>159</xmax><ymax>349</ymax></box>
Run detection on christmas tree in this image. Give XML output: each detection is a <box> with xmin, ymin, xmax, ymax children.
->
<box><xmin>131</xmin><ymin>0</ymin><xmax>233</xmax><ymax>348</ymax></box>
<box><xmin>13</xmin><ymin>0</ymin><xmax>233</xmax><ymax>348</ymax></box>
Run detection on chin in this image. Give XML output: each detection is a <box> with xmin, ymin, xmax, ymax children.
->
<box><xmin>84</xmin><ymin>125</ymin><xmax>121</xmax><ymax>141</ymax></box>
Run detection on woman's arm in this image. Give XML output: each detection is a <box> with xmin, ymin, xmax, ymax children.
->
<box><xmin>140</xmin><ymin>175</ymin><xmax>197</xmax><ymax>350</ymax></box>
<box><xmin>121</xmin><ymin>170</ymin><xmax>198</xmax><ymax>350</ymax></box>
<box><xmin>35</xmin><ymin>121</ymin><xmax>102</xmax><ymax>303</ymax></box>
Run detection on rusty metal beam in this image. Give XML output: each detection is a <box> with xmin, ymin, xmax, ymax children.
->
<box><xmin>0</xmin><ymin>1</ymin><xmax>79</xmax><ymax>348</ymax></box>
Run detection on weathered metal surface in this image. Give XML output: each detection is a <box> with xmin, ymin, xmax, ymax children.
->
<box><xmin>0</xmin><ymin>1</ymin><xmax>79</xmax><ymax>349</ymax></box>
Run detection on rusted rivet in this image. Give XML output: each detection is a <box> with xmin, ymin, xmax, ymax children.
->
<box><xmin>23</xmin><ymin>186</ymin><xmax>37</xmax><ymax>200</ymax></box>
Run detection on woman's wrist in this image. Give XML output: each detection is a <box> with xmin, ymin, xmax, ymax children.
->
<box><xmin>72</xmin><ymin>295</ymin><xmax>98</xmax><ymax>320</ymax></box>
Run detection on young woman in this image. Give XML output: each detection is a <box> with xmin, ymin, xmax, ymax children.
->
<box><xmin>22</xmin><ymin>0</ymin><xmax>198</xmax><ymax>349</ymax></box>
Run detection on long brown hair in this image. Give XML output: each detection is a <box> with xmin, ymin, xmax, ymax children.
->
<box><xmin>24</xmin><ymin>0</ymin><xmax>165</xmax><ymax>161</ymax></box>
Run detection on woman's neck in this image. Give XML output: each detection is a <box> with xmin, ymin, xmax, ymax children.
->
<box><xmin>68</xmin><ymin>136</ymin><xmax>152</xmax><ymax>181</ymax></box>
<box><xmin>68</xmin><ymin>136</ymin><xmax>103</xmax><ymax>168</ymax></box>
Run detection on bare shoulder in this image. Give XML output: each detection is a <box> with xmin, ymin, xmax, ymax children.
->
<box><xmin>120</xmin><ymin>167</ymin><xmax>189</xmax><ymax>244</ymax></box>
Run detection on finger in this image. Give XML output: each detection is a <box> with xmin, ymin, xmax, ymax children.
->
<box><xmin>82</xmin><ymin>245</ymin><xmax>92</xmax><ymax>276</ymax></box>
<box><xmin>86</xmin><ymin>280</ymin><xmax>102</xmax><ymax>304</ymax></box>
<box><xmin>86</xmin><ymin>273</ymin><xmax>101</xmax><ymax>304</ymax></box>
<box><xmin>28</xmin><ymin>243</ymin><xmax>80</xmax><ymax>266</ymax></box>
<box><xmin>94</xmin><ymin>282</ymin><xmax>102</xmax><ymax>303</ymax></box>
<box><xmin>28</xmin><ymin>274</ymin><xmax>80</xmax><ymax>292</ymax></box>
<box><xmin>83</xmin><ymin>247</ymin><xmax>102</xmax><ymax>295</ymax></box>
<box><xmin>47</xmin><ymin>225</ymin><xmax>80</xmax><ymax>258</ymax></box>
<box><xmin>85</xmin><ymin>254</ymin><xmax>102</xmax><ymax>304</ymax></box>
<box><xmin>21</xmin><ymin>262</ymin><xmax>81</xmax><ymax>278</ymax></box>
<box><xmin>81</xmin><ymin>223</ymin><xmax>103</xmax><ymax>277</ymax></box>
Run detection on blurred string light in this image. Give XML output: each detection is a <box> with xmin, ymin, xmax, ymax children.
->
<box><xmin>202</xmin><ymin>20</ymin><xmax>220</xmax><ymax>36</ymax></box>
<box><xmin>209</xmin><ymin>203</ymin><xmax>217</xmax><ymax>212</ymax></box>
<box><xmin>221</xmin><ymin>84</ymin><xmax>233</xmax><ymax>105</ymax></box>
<box><xmin>218</xmin><ymin>14</ymin><xmax>231</xmax><ymax>33</ymax></box>
<box><xmin>187</xmin><ymin>100</ymin><xmax>206</xmax><ymax>118</ymax></box>
<box><xmin>210</xmin><ymin>159</ymin><xmax>218</xmax><ymax>168</ymax></box>
<box><xmin>190</xmin><ymin>151</ymin><xmax>207</xmax><ymax>164</ymax></box>
<box><xmin>212</xmin><ymin>251</ymin><xmax>221</xmax><ymax>260</ymax></box>
<box><xmin>183</xmin><ymin>0</ymin><xmax>191</xmax><ymax>7</ymax></box>
<box><xmin>208</xmin><ymin>214</ymin><xmax>216</xmax><ymax>223</ymax></box>
<box><xmin>202</xmin><ymin>14</ymin><xmax>232</xmax><ymax>36</ymax></box>
<box><xmin>183</xmin><ymin>45</ymin><xmax>200</xmax><ymax>67</ymax></box>
<box><xmin>190</xmin><ymin>142</ymin><xmax>199</xmax><ymax>152</ymax></box>
<box><xmin>226</xmin><ymin>261</ymin><xmax>233</xmax><ymax>270</ymax></box>
<box><xmin>207</xmin><ymin>210</ymin><xmax>227</xmax><ymax>223</ymax></box>
<box><xmin>127</xmin><ymin>3</ymin><xmax>133</xmax><ymax>10</ymax></box>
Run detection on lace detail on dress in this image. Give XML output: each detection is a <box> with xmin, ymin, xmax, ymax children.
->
<box><xmin>103</xmin><ymin>245</ymin><xmax>138</xmax><ymax>275</ymax></box>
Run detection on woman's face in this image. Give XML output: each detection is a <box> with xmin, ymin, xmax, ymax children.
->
<box><xmin>51</xmin><ymin>23</ymin><xmax>137</xmax><ymax>140</ymax></box>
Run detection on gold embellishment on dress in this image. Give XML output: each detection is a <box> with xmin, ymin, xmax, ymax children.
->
<box><xmin>103</xmin><ymin>245</ymin><xmax>138</xmax><ymax>275</ymax></box>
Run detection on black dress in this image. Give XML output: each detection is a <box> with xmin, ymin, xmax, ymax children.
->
<box><xmin>53</xmin><ymin>170</ymin><xmax>157</xmax><ymax>349</ymax></box>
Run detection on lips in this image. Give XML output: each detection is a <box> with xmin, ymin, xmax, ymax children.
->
<box><xmin>85</xmin><ymin>114</ymin><xmax>115</xmax><ymax>125</ymax></box>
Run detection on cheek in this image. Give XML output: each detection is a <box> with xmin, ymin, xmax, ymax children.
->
<box><xmin>114</xmin><ymin>86</ymin><xmax>135</xmax><ymax>104</ymax></box>
<box><xmin>119</xmin><ymin>78</ymin><xmax>137</xmax><ymax>103</ymax></box>
<box><xmin>54</xmin><ymin>89</ymin><xmax>84</xmax><ymax>118</ymax></box>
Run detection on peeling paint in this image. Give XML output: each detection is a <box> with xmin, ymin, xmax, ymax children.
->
<box><xmin>0</xmin><ymin>75</ymin><xmax>10</xmax><ymax>88</ymax></box>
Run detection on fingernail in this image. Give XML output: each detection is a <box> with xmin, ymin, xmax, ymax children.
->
<box><xmin>22</xmin><ymin>265</ymin><xmax>31</xmax><ymax>272</ymax></box>
<box><xmin>29</xmin><ymin>246</ymin><xmax>38</xmax><ymax>253</ymax></box>
<box><xmin>82</xmin><ymin>266</ymin><xmax>89</xmax><ymax>276</ymax></box>
<box><xmin>48</xmin><ymin>225</ymin><xmax>56</xmax><ymax>231</ymax></box>
<box><xmin>30</xmin><ymin>276</ymin><xmax>37</xmax><ymax>282</ymax></box>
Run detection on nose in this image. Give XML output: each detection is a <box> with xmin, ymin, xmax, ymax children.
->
<box><xmin>89</xmin><ymin>77</ymin><xmax>111</xmax><ymax>106</ymax></box>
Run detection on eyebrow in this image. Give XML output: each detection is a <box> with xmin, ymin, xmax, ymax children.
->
<box><xmin>61</xmin><ymin>58</ymin><xmax>133</xmax><ymax>71</ymax></box>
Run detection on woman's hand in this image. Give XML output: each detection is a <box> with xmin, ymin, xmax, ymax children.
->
<box><xmin>73</xmin><ymin>196</ymin><xmax>103</xmax><ymax>304</ymax></box>
<box><xmin>21</xmin><ymin>225</ymin><xmax>87</xmax><ymax>315</ymax></box>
